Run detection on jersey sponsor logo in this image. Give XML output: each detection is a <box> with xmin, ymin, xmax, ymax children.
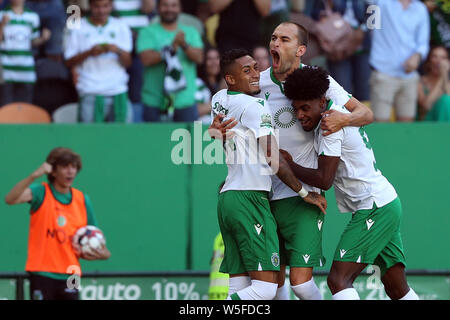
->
<box><xmin>47</xmin><ymin>228</ymin><xmax>67</xmax><ymax>244</ymax></box>
<box><xmin>265</xmin><ymin>92</ymin><xmax>270</xmax><ymax>100</ymax></box>
<box><xmin>340</xmin><ymin>249</ymin><xmax>347</xmax><ymax>258</ymax></box>
<box><xmin>271</xmin><ymin>253</ymin><xmax>280</xmax><ymax>267</ymax></box>
<box><xmin>212</xmin><ymin>102</ymin><xmax>229</xmax><ymax>116</ymax></box>
<box><xmin>366</xmin><ymin>219</ymin><xmax>375</xmax><ymax>230</ymax></box>
<box><xmin>57</xmin><ymin>215</ymin><xmax>67</xmax><ymax>227</ymax></box>
<box><xmin>274</xmin><ymin>106</ymin><xmax>296</xmax><ymax>129</ymax></box>
<box><xmin>302</xmin><ymin>254</ymin><xmax>310</xmax><ymax>264</ymax></box>
<box><xmin>260</xmin><ymin>113</ymin><xmax>273</xmax><ymax>129</ymax></box>
<box><xmin>254</xmin><ymin>223</ymin><xmax>263</xmax><ymax>235</ymax></box>
<box><xmin>317</xmin><ymin>219</ymin><xmax>323</xmax><ymax>231</ymax></box>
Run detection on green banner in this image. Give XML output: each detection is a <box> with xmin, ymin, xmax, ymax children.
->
<box><xmin>2</xmin><ymin>273</ymin><xmax>447</xmax><ymax>300</ymax></box>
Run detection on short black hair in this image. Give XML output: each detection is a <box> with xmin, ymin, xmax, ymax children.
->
<box><xmin>220</xmin><ymin>48</ymin><xmax>251</xmax><ymax>77</ymax></box>
<box><xmin>284</xmin><ymin>66</ymin><xmax>330</xmax><ymax>101</ymax></box>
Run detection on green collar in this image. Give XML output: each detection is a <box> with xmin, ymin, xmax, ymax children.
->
<box><xmin>88</xmin><ymin>16</ymin><xmax>109</xmax><ymax>28</ymax></box>
<box><xmin>227</xmin><ymin>90</ymin><xmax>241</xmax><ymax>95</ymax></box>
<box><xmin>326</xmin><ymin>99</ymin><xmax>333</xmax><ymax>110</ymax></box>
<box><xmin>270</xmin><ymin>62</ymin><xmax>305</xmax><ymax>94</ymax></box>
<box><xmin>270</xmin><ymin>67</ymin><xmax>284</xmax><ymax>94</ymax></box>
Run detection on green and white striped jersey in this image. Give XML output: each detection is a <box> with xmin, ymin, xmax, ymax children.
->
<box><xmin>112</xmin><ymin>0</ymin><xmax>149</xmax><ymax>31</ymax></box>
<box><xmin>0</xmin><ymin>7</ymin><xmax>39</xmax><ymax>83</ymax></box>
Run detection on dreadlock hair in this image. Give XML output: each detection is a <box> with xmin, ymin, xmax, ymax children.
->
<box><xmin>284</xmin><ymin>66</ymin><xmax>330</xmax><ymax>101</ymax></box>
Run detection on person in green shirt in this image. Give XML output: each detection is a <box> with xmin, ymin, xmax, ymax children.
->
<box><xmin>137</xmin><ymin>0</ymin><xmax>204</xmax><ymax>122</ymax></box>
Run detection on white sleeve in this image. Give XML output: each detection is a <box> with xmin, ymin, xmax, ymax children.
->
<box><xmin>63</xmin><ymin>28</ymin><xmax>80</xmax><ymax>60</ymax></box>
<box><xmin>240</xmin><ymin>100</ymin><xmax>275</xmax><ymax>139</ymax></box>
<box><xmin>317</xmin><ymin>128</ymin><xmax>343</xmax><ymax>157</ymax></box>
<box><xmin>325</xmin><ymin>75</ymin><xmax>351</xmax><ymax>107</ymax></box>
<box><xmin>118</xmin><ymin>23</ymin><xmax>133</xmax><ymax>53</ymax></box>
<box><xmin>31</xmin><ymin>14</ymin><xmax>40</xmax><ymax>40</ymax></box>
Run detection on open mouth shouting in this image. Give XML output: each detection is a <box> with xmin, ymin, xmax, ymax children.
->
<box><xmin>271</xmin><ymin>49</ymin><xmax>281</xmax><ymax>70</ymax></box>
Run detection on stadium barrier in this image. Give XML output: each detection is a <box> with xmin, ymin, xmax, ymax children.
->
<box><xmin>0</xmin><ymin>270</ymin><xmax>449</xmax><ymax>300</ymax></box>
<box><xmin>0</xmin><ymin>123</ymin><xmax>449</xmax><ymax>299</ymax></box>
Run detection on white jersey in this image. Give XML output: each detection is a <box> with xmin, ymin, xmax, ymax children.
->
<box><xmin>315</xmin><ymin>101</ymin><xmax>397</xmax><ymax>213</ymax></box>
<box><xmin>63</xmin><ymin>17</ymin><xmax>132</xmax><ymax>96</ymax></box>
<box><xmin>258</xmin><ymin>64</ymin><xmax>351</xmax><ymax>200</ymax></box>
<box><xmin>0</xmin><ymin>8</ymin><xmax>39</xmax><ymax>83</ymax></box>
<box><xmin>211</xmin><ymin>89</ymin><xmax>275</xmax><ymax>193</ymax></box>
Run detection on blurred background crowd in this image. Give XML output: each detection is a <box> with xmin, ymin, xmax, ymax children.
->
<box><xmin>0</xmin><ymin>0</ymin><xmax>448</xmax><ymax>124</ymax></box>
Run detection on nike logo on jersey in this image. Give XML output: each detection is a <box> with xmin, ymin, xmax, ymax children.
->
<box><xmin>317</xmin><ymin>219</ymin><xmax>323</xmax><ymax>231</ymax></box>
<box><xmin>254</xmin><ymin>224</ymin><xmax>263</xmax><ymax>235</ymax></box>
<box><xmin>340</xmin><ymin>249</ymin><xmax>347</xmax><ymax>258</ymax></box>
<box><xmin>366</xmin><ymin>219</ymin><xmax>375</xmax><ymax>230</ymax></box>
<box><xmin>302</xmin><ymin>254</ymin><xmax>310</xmax><ymax>264</ymax></box>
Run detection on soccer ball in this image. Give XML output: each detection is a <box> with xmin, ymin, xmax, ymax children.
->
<box><xmin>72</xmin><ymin>225</ymin><xmax>106</xmax><ymax>257</ymax></box>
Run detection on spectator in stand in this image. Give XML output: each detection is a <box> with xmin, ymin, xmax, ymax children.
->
<box><xmin>137</xmin><ymin>0</ymin><xmax>204</xmax><ymax>122</ymax></box>
<box><xmin>112</xmin><ymin>0</ymin><xmax>156</xmax><ymax>122</ymax></box>
<box><xmin>26</xmin><ymin>0</ymin><xmax>66</xmax><ymax>61</ymax></box>
<box><xmin>424</xmin><ymin>0</ymin><xmax>449</xmax><ymax>50</ymax></box>
<box><xmin>260</xmin><ymin>0</ymin><xmax>290</xmax><ymax>48</ymax></box>
<box><xmin>64</xmin><ymin>0</ymin><xmax>133</xmax><ymax>123</ymax></box>
<box><xmin>0</xmin><ymin>0</ymin><xmax>51</xmax><ymax>106</ymax></box>
<box><xmin>180</xmin><ymin>0</ymin><xmax>210</xmax><ymax>23</ymax></box>
<box><xmin>209</xmin><ymin>0</ymin><xmax>271</xmax><ymax>55</ymax></box>
<box><xmin>369</xmin><ymin>0</ymin><xmax>430</xmax><ymax>122</ymax></box>
<box><xmin>196</xmin><ymin>46</ymin><xmax>225</xmax><ymax>123</ymax></box>
<box><xmin>253</xmin><ymin>45</ymin><xmax>271</xmax><ymax>71</ymax></box>
<box><xmin>311</xmin><ymin>0</ymin><xmax>371</xmax><ymax>102</ymax></box>
<box><xmin>417</xmin><ymin>45</ymin><xmax>450</xmax><ymax>121</ymax></box>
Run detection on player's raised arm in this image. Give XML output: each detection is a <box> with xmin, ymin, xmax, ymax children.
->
<box><xmin>4</xmin><ymin>162</ymin><xmax>52</xmax><ymax>205</ymax></box>
<box><xmin>320</xmin><ymin>76</ymin><xmax>374</xmax><ymax>135</ymax></box>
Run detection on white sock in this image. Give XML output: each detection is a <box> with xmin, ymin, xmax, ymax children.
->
<box><xmin>228</xmin><ymin>280</ymin><xmax>278</xmax><ymax>300</ymax></box>
<box><xmin>228</xmin><ymin>276</ymin><xmax>251</xmax><ymax>296</ymax></box>
<box><xmin>399</xmin><ymin>288</ymin><xmax>419</xmax><ymax>300</ymax></box>
<box><xmin>274</xmin><ymin>284</ymin><xmax>290</xmax><ymax>300</ymax></box>
<box><xmin>332</xmin><ymin>288</ymin><xmax>360</xmax><ymax>300</ymax></box>
<box><xmin>291</xmin><ymin>277</ymin><xmax>323</xmax><ymax>300</ymax></box>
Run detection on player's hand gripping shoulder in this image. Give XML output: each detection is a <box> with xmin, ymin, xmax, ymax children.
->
<box><xmin>320</xmin><ymin>98</ymin><xmax>374</xmax><ymax>136</ymax></box>
<box><xmin>208</xmin><ymin>114</ymin><xmax>237</xmax><ymax>140</ymax></box>
<box><xmin>320</xmin><ymin>109</ymin><xmax>350</xmax><ymax>136</ymax></box>
<box><xmin>303</xmin><ymin>192</ymin><xmax>327</xmax><ymax>215</ymax></box>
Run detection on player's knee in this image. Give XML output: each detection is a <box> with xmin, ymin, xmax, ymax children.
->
<box><xmin>252</xmin><ymin>280</ymin><xmax>278</xmax><ymax>300</ymax></box>
<box><xmin>327</xmin><ymin>272</ymin><xmax>351</xmax><ymax>294</ymax></box>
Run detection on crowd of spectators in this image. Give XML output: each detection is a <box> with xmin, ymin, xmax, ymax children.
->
<box><xmin>0</xmin><ymin>0</ymin><xmax>448</xmax><ymax>123</ymax></box>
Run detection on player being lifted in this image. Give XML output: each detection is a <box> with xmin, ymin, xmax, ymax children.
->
<box><xmin>281</xmin><ymin>66</ymin><xmax>419</xmax><ymax>300</ymax></box>
<box><xmin>211</xmin><ymin>22</ymin><xmax>374</xmax><ymax>300</ymax></box>
<box><xmin>211</xmin><ymin>49</ymin><xmax>327</xmax><ymax>300</ymax></box>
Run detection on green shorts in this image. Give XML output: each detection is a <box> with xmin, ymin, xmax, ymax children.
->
<box><xmin>333</xmin><ymin>197</ymin><xmax>406</xmax><ymax>276</ymax></box>
<box><xmin>270</xmin><ymin>196</ymin><xmax>325</xmax><ymax>268</ymax></box>
<box><xmin>217</xmin><ymin>190</ymin><xmax>280</xmax><ymax>275</ymax></box>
